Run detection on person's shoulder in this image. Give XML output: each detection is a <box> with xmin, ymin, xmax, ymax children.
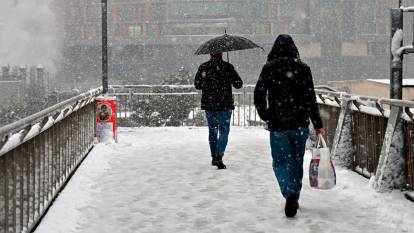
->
<box><xmin>263</xmin><ymin>59</ymin><xmax>280</xmax><ymax>69</ymax></box>
<box><xmin>199</xmin><ymin>61</ymin><xmax>211</xmax><ymax>67</ymax></box>
<box><xmin>295</xmin><ymin>59</ymin><xmax>310</xmax><ymax>69</ymax></box>
<box><xmin>222</xmin><ymin>61</ymin><xmax>235</xmax><ymax>69</ymax></box>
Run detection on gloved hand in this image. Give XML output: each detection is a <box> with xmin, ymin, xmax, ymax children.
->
<box><xmin>315</xmin><ymin>128</ymin><xmax>326</xmax><ymax>135</ymax></box>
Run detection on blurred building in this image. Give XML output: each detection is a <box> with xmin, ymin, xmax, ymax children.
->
<box><xmin>60</xmin><ymin>0</ymin><xmax>407</xmax><ymax>84</ymax></box>
<box><xmin>0</xmin><ymin>65</ymin><xmax>48</xmax><ymax>105</ymax></box>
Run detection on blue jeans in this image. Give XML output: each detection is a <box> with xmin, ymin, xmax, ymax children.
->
<box><xmin>205</xmin><ymin>111</ymin><xmax>232</xmax><ymax>158</ymax></box>
<box><xmin>269</xmin><ymin>128</ymin><xmax>309</xmax><ymax>201</ymax></box>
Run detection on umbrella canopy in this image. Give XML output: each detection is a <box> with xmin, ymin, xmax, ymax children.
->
<box><xmin>194</xmin><ymin>34</ymin><xmax>263</xmax><ymax>55</ymax></box>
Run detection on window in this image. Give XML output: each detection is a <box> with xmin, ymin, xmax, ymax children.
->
<box><xmin>359</xmin><ymin>2</ymin><xmax>376</xmax><ymax>34</ymax></box>
<box><xmin>278</xmin><ymin>0</ymin><xmax>310</xmax><ymax>34</ymax></box>
<box><xmin>129</xmin><ymin>25</ymin><xmax>142</xmax><ymax>38</ymax></box>
<box><xmin>149</xmin><ymin>3</ymin><xmax>166</xmax><ymax>21</ymax></box>
<box><xmin>86</xmin><ymin>5</ymin><xmax>100</xmax><ymax>22</ymax></box>
<box><xmin>170</xmin><ymin>1</ymin><xmax>228</xmax><ymax>19</ymax></box>
<box><xmin>118</xmin><ymin>6</ymin><xmax>135</xmax><ymax>22</ymax></box>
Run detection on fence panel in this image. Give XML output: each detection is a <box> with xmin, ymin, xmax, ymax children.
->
<box><xmin>0</xmin><ymin>90</ymin><xmax>99</xmax><ymax>233</ymax></box>
<box><xmin>404</xmin><ymin>121</ymin><xmax>414</xmax><ymax>191</ymax></box>
<box><xmin>112</xmin><ymin>85</ymin><xmax>263</xmax><ymax>127</ymax></box>
<box><xmin>318</xmin><ymin>104</ymin><xmax>341</xmax><ymax>148</ymax></box>
<box><xmin>350</xmin><ymin>112</ymin><xmax>387</xmax><ymax>178</ymax></box>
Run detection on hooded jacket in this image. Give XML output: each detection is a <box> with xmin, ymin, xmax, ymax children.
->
<box><xmin>254</xmin><ymin>34</ymin><xmax>323</xmax><ymax>130</ymax></box>
<box><xmin>194</xmin><ymin>57</ymin><xmax>243</xmax><ymax>111</ymax></box>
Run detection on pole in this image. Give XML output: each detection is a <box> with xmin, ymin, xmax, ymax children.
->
<box><xmin>101</xmin><ymin>0</ymin><xmax>109</xmax><ymax>94</ymax></box>
<box><xmin>390</xmin><ymin>9</ymin><xmax>403</xmax><ymax>99</ymax></box>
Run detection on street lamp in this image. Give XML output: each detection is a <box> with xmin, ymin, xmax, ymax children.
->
<box><xmin>101</xmin><ymin>0</ymin><xmax>108</xmax><ymax>94</ymax></box>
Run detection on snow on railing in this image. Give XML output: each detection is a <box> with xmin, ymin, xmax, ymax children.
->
<box><xmin>0</xmin><ymin>87</ymin><xmax>101</xmax><ymax>233</ymax></box>
<box><xmin>400</xmin><ymin>6</ymin><xmax>414</xmax><ymax>12</ymax></box>
<box><xmin>315</xmin><ymin>88</ymin><xmax>414</xmax><ymax>194</ymax></box>
<box><xmin>0</xmin><ymin>88</ymin><xmax>101</xmax><ymax>155</ymax></box>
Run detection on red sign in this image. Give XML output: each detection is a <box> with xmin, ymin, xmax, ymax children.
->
<box><xmin>96</xmin><ymin>96</ymin><xmax>117</xmax><ymax>142</ymax></box>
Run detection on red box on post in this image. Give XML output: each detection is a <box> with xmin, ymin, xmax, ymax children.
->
<box><xmin>96</xmin><ymin>96</ymin><xmax>117</xmax><ymax>143</ymax></box>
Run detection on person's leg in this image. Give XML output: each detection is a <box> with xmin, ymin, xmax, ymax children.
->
<box><xmin>286</xmin><ymin>127</ymin><xmax>310</xmax><ymax>202</ymax></box>
<box><xmin>217</xmin><ymin>110</ymin><xmax>232</xmax><ymax>158</ymax></box>
<box><xmin>205</xmin><ymin>111</ymin><xmax>219</xmax><ymax>159</ymax></box>
<box><xmin>269</xmin><ymin>130</ymin><xmax>292</xmax><ymax>198</ymax></box>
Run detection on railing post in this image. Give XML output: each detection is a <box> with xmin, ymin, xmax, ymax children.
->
<box><xmin>374</xmin><ymin>106</ymin><xmax>405</xmax><ymax>191</ymax></box>
<box><xmin>101</xmin><ymin>0</ymin><xmax>109</xmax><ymax>94</ymax></box>
<box><xmin>331</xmin><ymin>99</ymin><xmax>354</xmax><ymax>168</ymax></box>
<box><xmin>0</xmin><ymin>156</ymin><xmax>5</xmax><ymax>233</ymax></box>
<box><xmin>390</xmin><ymin>8</ymin><xmax>403</xmax><ymax>100</ymax></box>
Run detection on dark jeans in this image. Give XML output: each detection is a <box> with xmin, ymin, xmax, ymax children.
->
<box><xmin>269</xmin><ymin>127</ymin><xmax>310</xmax><ymax>201</ymax></box>
<box><xmin>205</xmin><ymin>111</ymin><xmax>232</xmax><ymax>158</ymax></box>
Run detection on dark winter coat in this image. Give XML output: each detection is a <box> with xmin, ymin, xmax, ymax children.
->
<box><xmin>254</xmin><ymin>34</ymin><xmax>323</xmax><ymax>131</ymax></box>
<box><xmin>194</xmin><ymin>58</ymin><xmax>243</xmax><ymax>111</ymax></box>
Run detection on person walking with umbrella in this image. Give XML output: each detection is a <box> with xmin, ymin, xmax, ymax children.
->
<box><xmin>254</xmin><ymin>34</ymin><xmax>325</xmax><ymax>217</ymax></box>
<box><xmin>194</xmin><ymin>52</ymin><xmax>242</xmax><ymax>169</ymax></box>
<box><xmin>194</xmin><ymin>32</ymin><xmax>262</xmax><ymax>169</ymax></box>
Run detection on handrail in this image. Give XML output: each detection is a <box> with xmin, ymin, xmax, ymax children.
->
<box><xmin>315</xmin><ymin>89</ymin><xmax>414</xmax><ymax>108</ymax></box>
<box><xmin>0</xmin><ymin>88</ymin><xmax>101</xmax><ymax>140</ymax></box>
<box><xmin>0</xmin><ymin>88</ymin><xmax>102</xmax><ymax>157</ymax></box>
<box><xmin>110</xmin><ymin>85</ymin><xmax>195</xmax><ymax>89</ymax></box>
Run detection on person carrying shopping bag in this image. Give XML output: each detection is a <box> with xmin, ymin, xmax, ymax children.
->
<box><xmin>254</xmin><ymin>34</ymin><xmax>325</xmax><ymax>217</ymax></box>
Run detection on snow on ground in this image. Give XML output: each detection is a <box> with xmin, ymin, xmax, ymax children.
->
<box><xmin>35</xmin><ymin>127</ymin><xmax>414</xmax><ymax>233</ymax></box>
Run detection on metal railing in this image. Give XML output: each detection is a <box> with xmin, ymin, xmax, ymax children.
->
<box><xmin>1</xmin><ymin>83</ymin><xmax>413</xmax><ymax>233</ymax></box>
<box><xmin>351</xmin><ymin>112</ymin><xmax>387</xmax><ymax>177</ymax></box>
<box><xmin>315</xmin><ymin>90</ymin><xmax>388</xmax><ymax>177</ymax></box>
<box><xmin>315</xmin><ymin>89</ymin><xmax>414</xmax><ymax>190</ymax></box>
<box><xmin>110</xmin><ymin>85</ymin><xmax>263</xmax><ymax>127</ymax></box>
<box><xmin>404</xmin><ymin>121</ymin><xmax>414</xmax><ymax>191</ymax></box>
<box><xmin>318</xmin><ymin>104</ymin><xmax>341</xmax><ymax>148</ymax></box>
<box><xmin>0</xmin><ymin>88</ymin><xmax>101</xmax><ymax>233</ymax></box>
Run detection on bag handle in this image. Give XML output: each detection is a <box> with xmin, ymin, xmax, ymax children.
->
<box><xmin>316</xmin><ymin>134</ymin><xmax>327</xmax><ymax>148</ymax></box>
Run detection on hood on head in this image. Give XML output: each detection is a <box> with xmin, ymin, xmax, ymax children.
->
<box><xmin>267</xmin><ymin>34</ymin><xmax>300</xmax><ymax>62</ymax></box>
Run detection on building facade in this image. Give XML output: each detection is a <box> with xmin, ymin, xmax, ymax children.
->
<box><xmin>60</xmin><ymin>0</ymin><xmax>408</xmax><ymax>84</ymax></box>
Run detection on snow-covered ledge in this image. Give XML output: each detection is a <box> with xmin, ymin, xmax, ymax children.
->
<box><xmin>330</xmin><ymin>99</ymin><xmax>353</xmax><ymax>169</ymax></box>
<box><xmin>320</xmin><ymin>96</ymin><xmax>406</xmax><ymax>192</ymax></box>
<box><xmin>373</xmin><ymin>106</ymin><xmax>405</xmax><ymax>192</ymax></box>
<box><xmin>400</xmin><ymin>6</ymin><xmax>414</xmax><ymax>12</ymax></box>
<box><xmin>391</xmin><ymin>29</ymin><xmax>413</xmax><ymax>63</ymax></box>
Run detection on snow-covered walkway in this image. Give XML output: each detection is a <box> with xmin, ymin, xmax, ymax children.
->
<box><xmin>35</xmin><ymin>127</ymin><xmax>414</xmax><ymax>233</ymax></box>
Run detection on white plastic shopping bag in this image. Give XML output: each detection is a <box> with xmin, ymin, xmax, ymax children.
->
<box><xmin>309</xmin><ymin>134</ymin><xmax>336</xmax><ymax>189</ymax></box>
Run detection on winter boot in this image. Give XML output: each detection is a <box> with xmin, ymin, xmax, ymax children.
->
<box><xmin>216</xmin><ymin>158</ymin><xmax>226</xmax><ymax>170</ymax></box>
<box><xmin>284</xmin><ymin>194</ymin><xmax>299</xmax><ymax>218</ymax></box>
<box><xmin>211</xmin><ymin>156</ymin><xmax>219</xmax><ymax>166</ymax></box>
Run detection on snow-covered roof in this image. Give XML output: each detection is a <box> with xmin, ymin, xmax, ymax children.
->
<box><xmin>367</xmin><ymin>79</ymin><xmax>414</xmax><ymax>86</ymax></box>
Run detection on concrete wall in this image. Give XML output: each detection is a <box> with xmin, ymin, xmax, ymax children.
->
<box><xmin>328</xmin><ymin>80</ymin><xmax>414</xmax><ymax>100</ymax></box>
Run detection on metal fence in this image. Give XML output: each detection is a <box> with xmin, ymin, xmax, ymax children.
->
<box><xmin>315</xmin><ymin>90</ymin><xmax>389</xmax><ymax>178</ymax></box>
<box><xmin>351</xmin><ymin>112</ymin><xmax>387</xmax><ymax>177</ymax></box>
<box><xmin>110</xmin><ymin>85</ymin><xmax>263</xmax><ymax>127</ymax></box>
<box><xmin>0</xmin><ymin>88</ymin><xmax>100</xmax><ymax>233</ymax></box>
<box><xmin>318</xmin><ymin>103</ymin><xmax>341</xmax><ymax>148</ymax></box>
<box><xmin>315</xmin><ymin>89</ymin><xmax>414</xmax><ymax>191</ymax></box>
<box><xmin>404</xmin><ymin>121</ymin><xmax>414</xmax><ymax>191</ymax></box>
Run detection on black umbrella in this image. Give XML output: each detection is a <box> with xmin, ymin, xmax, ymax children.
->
<box><xmin>194</xmin><ymin>33</ymin><xmax>264</xmax><ymax>58</ymax></box>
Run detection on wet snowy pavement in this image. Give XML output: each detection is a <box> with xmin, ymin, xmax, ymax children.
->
<box><xmin>35</xmin><ymin>127</ymin><xmax>414</xmax><ymax>233</ymax></box>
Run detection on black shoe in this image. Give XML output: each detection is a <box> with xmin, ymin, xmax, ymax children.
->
<box><xmin>285</xmin><ymin>195</ymin><xmax>299</xmax><ymax>218</ymax></box>
<box><xmin>211</xmin><ymin>156</ymin><xmax>219</xmax><ymax>166</ymax></box>
<box><xmin>216</xmin><ymin>159</ymin><xmax>226</xmax><ymax>170</ymax></box>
